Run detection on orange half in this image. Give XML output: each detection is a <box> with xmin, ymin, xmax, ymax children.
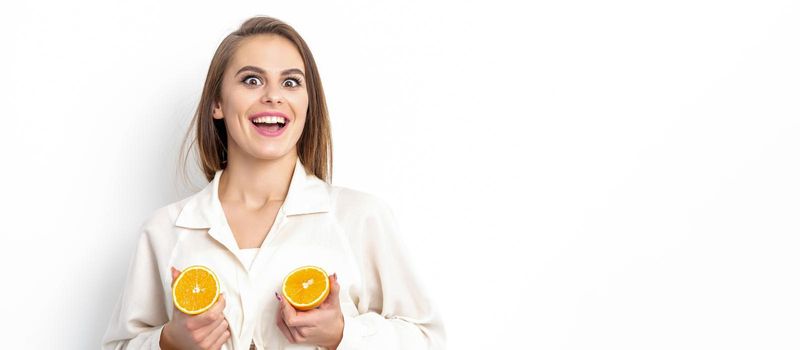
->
<box><xmin>281</xmin><ymin>265</ymin><xmax>330</xmax><ymax>311</ymax></box>
<box><xmin>172</xmin><ymin>265</ymin><xmax>220</xmax><ymax>315</ymax></box>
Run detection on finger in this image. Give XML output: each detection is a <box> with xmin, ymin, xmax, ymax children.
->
<box><xmin>210</xmin><ymin>292</ymin><xmax>227</xmax><ymax>314</ymax></box>
<box><xmin>288</xmin><ymin>323</ymin><xmax>305</xmax><ymax>343</ymax></box>
<box><xmin>201</xmin><ymin>316</ymin><xmax>229</xmax><ymax>349</ymax></box>
<box><xmin>295</xmin><ymin>325</ymin><xmax>314</xmax><ymax>338</ymax></box>
<box><xmin>170</xmin><ymin>267</ymin><xmax>182</xmax><ymax>313</ymax></box>
<box><xmin>171</xmin><ymin>267</ymin><xmax>181</xmax><ymax>286</ymax></box>
<box><xmin>191</xmin><ymin>293</ymin><xmax>227</xmax><ymax>328</ymax></box>
<box><xmin>189</xmin><ymin>309</ymin><xmax>224</xmax><ymax>332</ymax></box>
<box><xmin>321</xmin><ymin>274</ymin><xmax>341</xmax><ymax>308</ymax></box>
<box><xmin>210</xmin><ymin>328</ymin><xmax>231</xmax><ymax>350</ymax></box>
<box><xmin>196</xmin><ymin>306</ymin><xmax>229</xmax><ymax>333</ymax></box>
<box><xmin>204</xmin><ymin>292</ymin><xmax>227</xmax><ymax>319</ymax></box>
<box><xmin>275</xmin><ymin>307</ymin><xmax>297</xmax><ymax>343</ymax></box>
<box><xmin>280</xmin><ymin>296</ymin><xmax>311</xmax><ymax>327</ymax></box>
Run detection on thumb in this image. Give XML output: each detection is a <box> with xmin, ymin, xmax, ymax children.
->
<box><xmin>323</xmin><ymin>273</ymin><xmax>341</xmax><ymax>307</ymax></box>
<box><xmin>169</xmin><ymin>267</ymin><xmax>182</xmax><ymax>315</ymax></box>
<box><xmin>279</xmin><ymin>293</ymin><xmax>298</xmax><ymax>320</ymax></box>
<box><xmin>171</xmin><ymin>267</ymin><xmax>181</xmax><ymax>286</ymax></box>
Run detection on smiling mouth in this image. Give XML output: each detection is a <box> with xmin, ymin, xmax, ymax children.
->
<box><xmin>251</xmin><ymin>116</ymin><xmax>287</xmax><ymax>131</ymax></box>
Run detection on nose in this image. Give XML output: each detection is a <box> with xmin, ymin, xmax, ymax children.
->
<box><xmin>261</xmin><ymin>86</ymin><xmax>284</xmax><ymax>104</ymax></box>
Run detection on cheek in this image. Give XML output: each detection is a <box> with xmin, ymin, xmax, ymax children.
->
<box><xmin>222</xmin><ymin>88</ymin><xmax>261</xmax><ymax>117</ymax></box>
<box><xmin>290</xmin><ymin>96</ymin><xmax>309</xmax><ymax>121</ymax></box>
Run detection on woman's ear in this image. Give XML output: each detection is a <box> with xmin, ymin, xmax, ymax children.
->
<box><xmin>212</xmin><ymin>101</ymin><xmax>223</xmax><ymax>119</ymax></box>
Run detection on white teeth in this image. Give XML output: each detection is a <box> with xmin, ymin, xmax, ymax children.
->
<box><xmin>252</xmin><ymin>116</ymin><xmax>286</xmax><ymax>124</ymax></box>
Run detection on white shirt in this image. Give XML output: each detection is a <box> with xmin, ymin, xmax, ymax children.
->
<box><xmin>238</xmin><ymin>248</ymin><xmax>260</xmax><ymax>271</ymax></box>
<box><xmin>101</xmin><ymin>158</ymin><xmax>445</xmax><ymax>350</ymax></box>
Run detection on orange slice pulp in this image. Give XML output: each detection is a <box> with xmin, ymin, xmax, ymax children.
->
<box><xmin>172</xmin><ymin>265</ymin><xmax>220</xmax><ymax>315</ymax></box>
<box><xmin>281</xmin><ymin>265</ymin><xmax>330</xmax><ymax>311</ymax></box>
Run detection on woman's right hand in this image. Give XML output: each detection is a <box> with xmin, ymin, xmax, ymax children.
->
<box><xmin>159</xmin><ymin>267</ymin><xmax>231</xmax><ymax>350</ymax></box>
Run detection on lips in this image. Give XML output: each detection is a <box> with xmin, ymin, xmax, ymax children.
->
<box><xmin>248</xmin><ymin>111</ymin><xmax>291</xmax><ymax>124</ymax></box>
<box><xmin>248</xmin><ymin>111</ymin><xmax>289</xmax><ymax>137</ymax></box>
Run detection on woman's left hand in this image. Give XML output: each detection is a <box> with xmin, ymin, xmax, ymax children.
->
<box><xmin>275</xmin><ymin>274</ymin><xmax>344</xmax><ymax>349</ymax></box>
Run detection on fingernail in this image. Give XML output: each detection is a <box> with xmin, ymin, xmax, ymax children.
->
<box><xmin>275</xmin><ymin>292</ymin><xmax>282</xmax><ymax>301</ymax></box>
<box><xmin>333</xmin><ymin>273</ymin><xmax>338</xmax><ymax>281</ymax></box>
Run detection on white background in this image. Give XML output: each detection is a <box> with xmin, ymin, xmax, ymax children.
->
<box><xmin>1</xmin><ymin>0</ymin><xmax>798</xmax><ymax>349</ymax></box>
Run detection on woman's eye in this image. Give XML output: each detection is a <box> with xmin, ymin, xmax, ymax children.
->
<box><xmin>283</xmin><ymin>78</ymin><xmax>302</xmax><ymax>88</ymax></box>
<box><xmin>243</xmin><ymin>76</ymin><xmax>263</xmax><ymax>86</ymax></box>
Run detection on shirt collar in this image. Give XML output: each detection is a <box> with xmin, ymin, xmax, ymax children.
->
<box><xmin>175</xmin><ymin>157</ymin><xmax>331</xmax><ymax>230</ymax></box>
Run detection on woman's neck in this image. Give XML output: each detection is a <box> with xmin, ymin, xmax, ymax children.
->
<box><xmin>218</xmin><ymin>149</ymin><xmax>297</xmax><ymax>210</ymax></box>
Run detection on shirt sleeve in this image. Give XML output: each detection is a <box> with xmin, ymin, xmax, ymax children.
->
<box><xmin>337</xmin><ymin>195</ymin><xmax>446</xmax><ymax>350</ymax></box>
<box><xmin>101</xmin><ymin>221</ymin><xmax>171</xmax><ymax>350</ymax></box>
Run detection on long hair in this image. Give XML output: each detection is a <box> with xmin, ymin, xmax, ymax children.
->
<box><xmin>178</xmin><ymin>16</ymin><xmax>332</xmax><ymax>187</ymax></box>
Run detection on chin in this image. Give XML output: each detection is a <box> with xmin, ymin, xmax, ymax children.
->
<box><xmin>253</xmin><ymin>152</ymin><xmax>287</xmax><ymax>160</ymax></box>
<box><xmin>251</xmin><ymin>147</ymin><xmax>294</xmax><ymax>160</ymax></box>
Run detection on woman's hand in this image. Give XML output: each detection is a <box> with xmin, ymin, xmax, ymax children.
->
<box><xmin>160</xmin><ymin>267</ymin><xmax>232</xmax><ymax>350</ymax></box>
<box><xmin>275</xmin><ymin>274</ymin><xmax>344</xmax><ymax>349</ymax></box>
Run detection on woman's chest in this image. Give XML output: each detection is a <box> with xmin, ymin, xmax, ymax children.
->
<box><xmin>170</xmin><ymin>214</ymin><xmax>362</xmax><ymax>297</ymax></box>
<box><xmin>166</xmin><ymin>213</ymin><xmax>364</xmax><ymax>349</ymax></box>
<box><xmin>223</xmin><ymin>202</ymin><xmax>282</xmax><ymax>249</ymax></box>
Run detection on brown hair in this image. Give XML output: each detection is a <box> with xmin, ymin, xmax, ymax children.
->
<box><xmin>178</xmin><ymin>16</ymin><xmax>332</xmax><ymax>187</ymax></box>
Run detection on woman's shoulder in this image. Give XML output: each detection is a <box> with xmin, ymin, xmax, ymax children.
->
<box><xmin>327</xmin><ymin>185</ymin><xmax>403</xmax><ymax>244</ymax></box>
<box><xmin>138</xmin><ymin>194</ymin><xmax>195</xmax><ymax>233</ymax></box>
<box><xmin>327</xmin><ymin>184</ymin><xmax>394</xmax><ymax>218</ymax></box>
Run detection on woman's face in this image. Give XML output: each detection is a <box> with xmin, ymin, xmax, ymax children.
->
<box><xmin>213</xmin><ymin>34</ymin><xmax>309</xmax><ymax>162</ymax></box>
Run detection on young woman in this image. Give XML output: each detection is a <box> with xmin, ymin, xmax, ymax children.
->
<box><xmin>102</xmin><ymin>16</ymin><xmax>445</xmax><ymax>350</ymax></box>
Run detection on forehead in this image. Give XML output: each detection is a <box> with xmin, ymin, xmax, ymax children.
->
<box><xmin>229</xmin><ymin>34</ymin><xmax>305</xmax><ymax>73</ymax></box>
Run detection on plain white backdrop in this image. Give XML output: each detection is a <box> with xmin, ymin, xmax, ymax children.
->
<box><xmin>1</xmin><ymin>0</ymin><xmax>798</xmax><ymax>349</ymax></box>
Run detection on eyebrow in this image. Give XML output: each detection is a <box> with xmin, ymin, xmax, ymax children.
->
<box><xmin>235</xmin><ymin>65</ymin><xmax>305</xmax><ymax>77</ymax></box>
